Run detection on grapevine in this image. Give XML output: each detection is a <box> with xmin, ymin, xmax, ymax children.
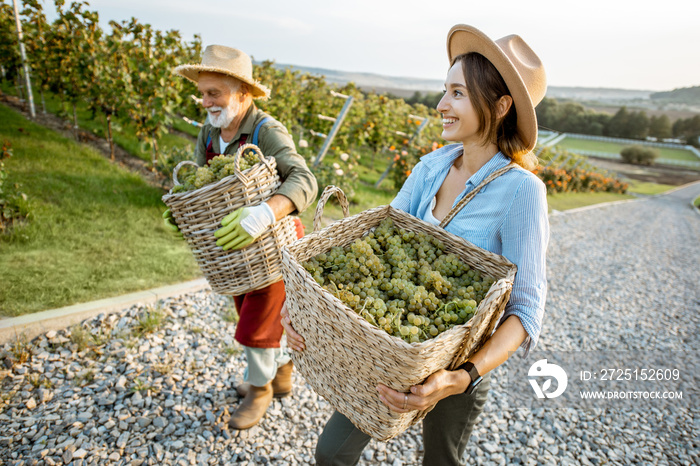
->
<box><xmin>171</xmin><ymin>150</ymin><xmax>261</xmax><ymax>193</ymax></box>
<box><xmin>302</xmin><ymin>219</ymin><xmax>495</xmax><ymax>343</ymax></box>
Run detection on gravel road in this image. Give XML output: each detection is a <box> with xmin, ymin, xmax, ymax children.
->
<box><xmin>1</xmin><ymin>183</ymin><xmax>698</xmax><ymax>466</ymax></box>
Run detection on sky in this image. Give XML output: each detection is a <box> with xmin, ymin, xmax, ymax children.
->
<box><xmin>37</xmin><ymin>0</ymin><xmax>700</xmax><ymax>92</ymax></box>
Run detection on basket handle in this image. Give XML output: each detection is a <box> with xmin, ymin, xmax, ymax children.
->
<box><xmin>234</xmin><ymin>143</ymin><xmax>276</xmax><ymax>184</ymax></box>
<box><xmin>172</xmin><ymin>161</ymin><xmax>199</xmax><ymax>186</ymax></box>
<box><xmin>313</xmin><ymin>185</ymin><xmax>350</xmax><ymax>232</ymax></box>
<box><xmin>447</xmin><ymin>277</ymin><xmax>513</xmax><ymax>370</ymax></box>
<box><xmin>439</xmin><ymin>163</ymin><xmax>516</xmax><ymax>228</ymax></box>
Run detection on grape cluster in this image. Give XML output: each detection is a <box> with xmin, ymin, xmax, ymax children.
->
<box><xmin>171</xmin><ymin>150</ymin><xmax>261</xmax><ymax>193</ymax></box>
<box><xmin>302</xmin><ymin>218</ymin><xmax>495</xmax><ymax>343</ymax></box>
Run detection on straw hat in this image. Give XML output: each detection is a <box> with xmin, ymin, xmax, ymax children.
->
<box><xmin>447</xmin><ymin>24</ymin><xmax>546</xmax><ymax>152</ymax></box>
<box><xmin>173</xmin><ymin>45</ymin><xmax>271</xmax><ymax>100</ymax></box>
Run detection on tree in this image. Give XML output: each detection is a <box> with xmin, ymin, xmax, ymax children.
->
<box><xmin>119</xmin><ymin>18</ymin><xmax>185</xmax><ymax>168</ymax></box>
<box><xmin>620</xmin><ymin>145</ymin><xmax>658</xmax><ymax>165</ymax></box>
<box><xmin>673</xmin><ymin>115</ymin><xmax>700</xmax><ymax>148</ymax></box>
<box><xmin>648</xmin><ymin>115</ymin><xmax>672</xmax><ymax>139</ymax></box>
<box><xmin>45</xmin><ymin>0</ymin><xmax>103</xmax><ymax>138</ymax></box>
<box><xmin>0</xmin><ymin>2</ymin><xmax>22</xmax><ymax>89</ymax></box>
<box><xmin>626</xmin><ymin>111</ymin><xmax>649</xmax><ymax>140</ymax></box>
<box><xmin>606</xmin><ymin>107</ymin><xmax>630</xmax><ymax>137</ymax></box>
<box><xmin>19</xmin><ymin>0</ymin><xmax>51</xmax><ymax>113</ymax></box>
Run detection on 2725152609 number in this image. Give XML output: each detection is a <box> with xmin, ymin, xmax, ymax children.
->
<box><xmin>599</xmin><ymin>368</ymin><xmax>680</xmax><ymax>381</ymax></box>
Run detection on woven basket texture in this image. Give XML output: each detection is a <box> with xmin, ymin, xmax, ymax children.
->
<box><xmin>162</xmin><ymin>144</ymin><xmax>297</xmax><ymax>295</ymax></box>
<box><xmin>281</xmin><ymin>186</ymin><xmax>517</xmax><ymax>440</ymax></box>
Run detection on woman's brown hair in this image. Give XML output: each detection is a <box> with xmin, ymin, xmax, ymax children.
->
<box><xmin>452</xmin><ymin>52</ymin><xmax>537</xmax><ymax>170</ymax></box>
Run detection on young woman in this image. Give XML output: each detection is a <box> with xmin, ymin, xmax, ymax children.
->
<box><xmin>281</xmin><ymin>24</ymin><xmax>549</xmax><ymax>465</ymax></box>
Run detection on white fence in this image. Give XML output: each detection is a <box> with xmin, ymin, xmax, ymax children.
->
<box><xmin>571</xmin><ymin>149</ymin><xmax>700</xmax><ymax>170</ymax></box>
<box><xmin>564</xmin><ymin>133</ymin><xmax>699</xmax><ymax>152</ymax></box>
<box><xmin>540</xmin><ymin>132</ymin><xmax>700</xmax><ymax>170</ymax></box>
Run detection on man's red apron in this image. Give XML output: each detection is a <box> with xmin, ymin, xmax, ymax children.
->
<box><xmin>205</xmin><ymin>119</ymin><xmax>306</xmax><ymax>347</ymax></box>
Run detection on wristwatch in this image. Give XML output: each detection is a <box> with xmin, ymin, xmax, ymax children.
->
<box><xmin>458</xmin><ymin>361</ymin><xmax>482</xmax><ymax>395</ymax></box>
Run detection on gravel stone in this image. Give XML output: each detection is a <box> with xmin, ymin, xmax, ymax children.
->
<box><xmin>1</xmin><ymin>184</ymin><xmax>698</xmax><ymax>465</ymax></box>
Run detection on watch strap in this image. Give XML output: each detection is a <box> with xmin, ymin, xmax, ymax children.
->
<box><xmin>459</xmin><ymin>361</ymin><xmax>482</xmax><ymax>394</ymax></box>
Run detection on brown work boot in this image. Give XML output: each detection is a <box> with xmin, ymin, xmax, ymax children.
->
<box><xmin>228</xmin><ymin>382</ymin><xmax>273</xmax><ymax>430</ymax></box>
<box><xmin>236</xmin><ymin>361</ymin><xmax>294</xmax><ymax>398</ymax></box>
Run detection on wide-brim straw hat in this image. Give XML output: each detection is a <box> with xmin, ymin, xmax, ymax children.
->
<box><xmin>173</xmin><ymin>45</ymin><xmax>271</xmax><ymax>100</ymax></box>
<box><xmin>447</xmin><ymin>24</ymin><xmax>546</xmax><ymax>152</ymax></box>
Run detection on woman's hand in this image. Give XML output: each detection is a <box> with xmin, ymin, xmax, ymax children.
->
<box><xmin>280</xmin><ymin>302</ymin><xmax>306</xmax><ymax>351</ymax></box>
<box><xmin>377</xmin><ymin>368</ymin><xmax>467</xmax><ymax>413</ymax></box>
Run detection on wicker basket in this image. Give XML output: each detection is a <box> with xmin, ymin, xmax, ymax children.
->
<box><xmin>281</xmin><ymin>173</ymin><xmax>517</xmax><ymax>440</ymax></box>
<box><xmin>162</xmin><ymin>143</ymin><xmax>297</xmax><ymax>295</ymax></box>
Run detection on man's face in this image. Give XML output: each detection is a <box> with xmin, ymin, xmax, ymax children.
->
<box><xmin>197</xmin><ymin>72</ymin><xmax>240</xmax><ymax>129</ymax></box>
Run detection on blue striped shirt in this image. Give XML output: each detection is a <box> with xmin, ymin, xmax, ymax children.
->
<box><xmin>390</xmin><ymin>144</ymin><xmax>549</xmax><ymax>355</ymax></box>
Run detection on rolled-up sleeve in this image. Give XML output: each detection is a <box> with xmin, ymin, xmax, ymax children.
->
<box><xmin>390</xmin><ymin>162</ymin><xmax>423</xmax><ymax>213</ymax></box>
<box><xmin>259</xmin><ymin>123</ymin><xmax>318</xmax><ymax>214</ymax></box>
<box><xmin>500</xmin><ymin>176</ymin><xmax>549</xmax><ymax>356</ymax></box>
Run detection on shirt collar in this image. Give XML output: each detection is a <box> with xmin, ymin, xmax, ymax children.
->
<box><xmin>466</xmin><ymin>151</ymin><xmax>510</xmax><ymax>188</ymax></box>
<box><xmin>421</xmin><ymin>145</ymin><xmax>511</xmax><ymax>188</ymax></box>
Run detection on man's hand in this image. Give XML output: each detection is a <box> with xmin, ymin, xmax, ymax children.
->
<box><xmin>215</xmin><ymin>202</ymin><xmax>275</xmax><ymax>250</ymax></box>
<box><xmin>163</xmin><ymin>208</ymin><xmax>183</xmax><ymax>239</ymax></box>
<box><xmin>280</xmin><ymin>302</ymin><xmax>306</xmax><ymax>351</ymax></box>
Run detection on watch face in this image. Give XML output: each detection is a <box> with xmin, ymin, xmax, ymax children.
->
<box><xmin>465</xmin><ymin>376</ymin><xmax>483</xmax><ymax>395</ymax></box>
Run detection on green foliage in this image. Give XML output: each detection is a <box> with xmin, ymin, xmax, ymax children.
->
<box><xmin>20</xmin><ymin>0</ymin><xmax>51</xmax><ymax>95</ymax></box>
<box><xmin>0</xmin><ymin>3</ymin><xmax>21</xmax><ymax>80</ymax></box>
<box><xmin>403</xmin><ymin>90</ymin><xmax>442</xmax><ymax>109</ymax></box>
<box><xmin>535</xmin><ymin>148</ymin><xmax>628</xmax><ymax>194</ymax></box>
<box><xmin>648</xmin><ymin>115</ymin><xmax>672</xmax><ymax>139</ymax></box>
<box><xmin>672</xmin><ymin>115</ymin><xmax>700</xmax><ymax>148</ymax></box>
<box><xmin>0</xmin><ymin>139</ymin><xmax>31</xmax><ymax>236</ymax></box>
<box><xmin>535</xmin><ymin>98</ymin><xmax>696</xmax><ymax>142</ymax></box>
<box><xmin>156</xmin><ymin>144</ymin><xmax>194</xmax><ymax>183</ymax></box>
<box><xmin>620</xmin><ymin>145</ymin><xmax>659</xmax><ymax>166</ymax></box>
<box><xmin>134</xmin><ymin>307</ymin><xmax>166</xmax><ymax>336</ymax></box>
<box><xmin>537</xmin><ymin>98</ymin><xmax>610</xmax><ymax>135</ymax></box>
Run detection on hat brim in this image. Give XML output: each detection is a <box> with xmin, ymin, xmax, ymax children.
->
<box><xmin>447</xmin><ymin>25</ymin><xmax>537</xmax><ymax>152</ymax></box>
<box><xmin>173</xmin><ymin>64</ymin><xmax>271</xmax><ymax>100</ymax></box>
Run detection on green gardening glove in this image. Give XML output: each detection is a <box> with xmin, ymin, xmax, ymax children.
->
<box><xmin>162</xmin><ymin>208</ymin><xmax>183</xmax><ymax>239</ymax></box>
<box><xmin>215</xmin><ymin>202</ymin><xmax>275</xmax><ymax>251</ymax></box>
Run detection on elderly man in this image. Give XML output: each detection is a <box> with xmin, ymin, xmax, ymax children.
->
<box><xmin>171</xmin><ymin>45</ymin><xmax>317</xmax><ymax>430</ymax></box>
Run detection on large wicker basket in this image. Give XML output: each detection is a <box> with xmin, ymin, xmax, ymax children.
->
<box><xmin>282</xmin><ymin>174</ymin><xmax>517</xmax><ymax>440</ymax></box>
<box><xmin>162</xmin><ymin>144</ymin><xmax>297</xmax><ymax>295</ymax></box>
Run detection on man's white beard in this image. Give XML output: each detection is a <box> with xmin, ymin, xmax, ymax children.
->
<box><xmin>208</xmin><ymin>98</ymin><xmax>238</xmax><ymax>128</ymax></box>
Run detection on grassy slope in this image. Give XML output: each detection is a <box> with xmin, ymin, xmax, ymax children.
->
<box><xmin>556</xmin><ymin>138</ymin><xmax>698</xmax><ymax>162</ymax></box>
<box><xmin>0</xmin><ymin>104</ymin><xmax>200</xmax><ymax>317</ymax></box>
<box><xmin>1</xmin><ymin>91</ymin><xmax>679</xmax><ymax>316</ymax></box>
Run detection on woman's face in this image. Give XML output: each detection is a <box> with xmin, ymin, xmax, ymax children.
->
<box><xmin>437</xmin><ymin>62</ymin><xmax>482</xmax><ymax>146</ymax></box>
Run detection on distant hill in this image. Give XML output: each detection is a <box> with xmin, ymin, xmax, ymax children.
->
<box><xmin>651</xmin><ymin>86</ymin><xmax>700</xmax><ymax>104</ymax></box>
<box><xmin>545</xmin><ymin>87</ymin><xmax>653</xmax><ymax>101</ymax></box>
<box><xmin>260</xmin><ymin>61</ymin><xmax>699</xmax><ymax>112</ymax></box>
<box><xmin>264</xmin><ymin>62</ymin><xmax>444</xmax><ymax>96</ymax></box>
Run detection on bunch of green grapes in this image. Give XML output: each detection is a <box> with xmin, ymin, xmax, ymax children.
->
<box><xmin>170</xmin><ymin>150</ymin><xmax>263</xmax><ymax>193</ymax></box>
<box><xmin>302</xmin><ymin>218</ymin><xmax>496</xmax><ymax>344</ymax></box>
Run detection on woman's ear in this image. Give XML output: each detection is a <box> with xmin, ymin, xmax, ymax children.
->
<box><xmin>496</xmin><ymin>95</ymin><xmax>513</xmax><ymax>119</ymax></box>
